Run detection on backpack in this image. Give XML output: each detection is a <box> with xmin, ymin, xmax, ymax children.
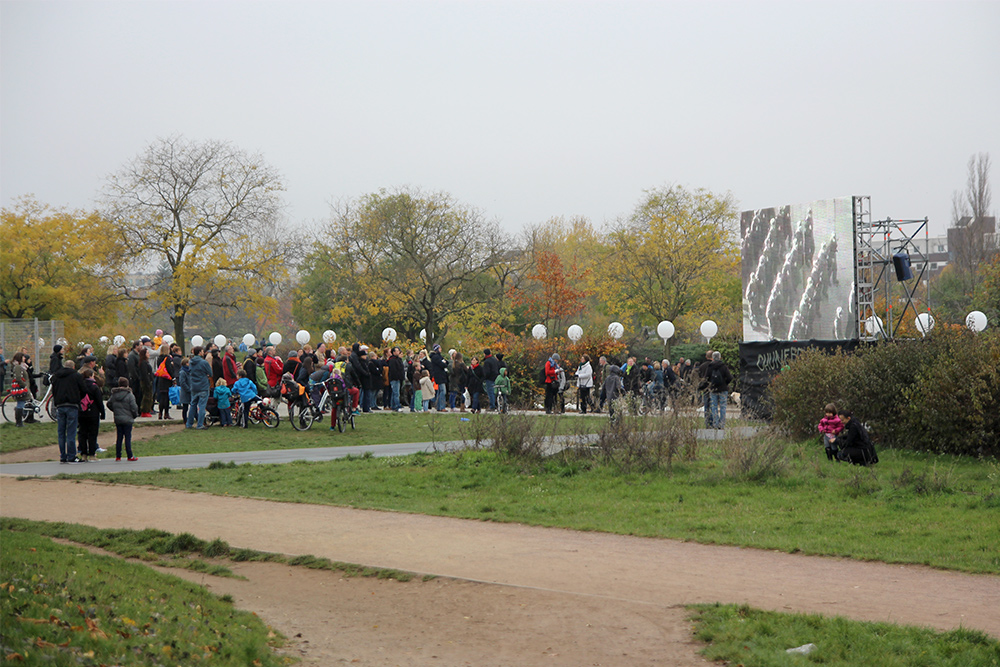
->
<box><xmin>537</xmin><ymin>366</ymin><xmax>547</xmax><ymax>387</ymax></box>
<box><xmin>709</xmin><ymin>365</ymin><xmax>726</xmax><ymax>391</ymax></box>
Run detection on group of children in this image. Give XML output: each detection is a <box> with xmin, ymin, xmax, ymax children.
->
<box><xmin>817</xmin><ymin>403</ymin><xmax>879</xmax><ymax>466</ymax></box>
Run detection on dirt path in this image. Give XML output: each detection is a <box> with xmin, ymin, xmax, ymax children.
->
<box><xmin>3</xmin><ymin>478</ymin><xmax>998</xmax><ymax>665</ymax></box>
<box><xmin>0</xmin><ymin>423</ymin><xmax>185</xmax><ymax>463</ymax></box>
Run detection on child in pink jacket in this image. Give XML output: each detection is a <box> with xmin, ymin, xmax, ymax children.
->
<box><xmin>818</xmin><ymin>403</ymin><xmax>843</xmax><ymax>461</ymax></box>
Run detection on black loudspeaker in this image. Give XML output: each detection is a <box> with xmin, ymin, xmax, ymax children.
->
<box><xmin>892</xmin><ymin>252</ymin><xmax>913</xmax><ymax>281</ymax></box>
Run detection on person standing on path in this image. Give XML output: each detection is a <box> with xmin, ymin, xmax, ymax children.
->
<box><xmin>544</xmin><ymin>353</ymin><xmax>561</xmax><ymax>414</ymax></box>
<box><xmin>481</xmin><ymin>349</ymin><xmax>500</xmax><ymax>411</ymax></box>
<box><xmin>575</xmin><ymin>355</ymin><xmax>594</xmax><ymax>414</ymax></box>
<box><xmin>705</xmin><ymin>351</ymin><xmax>733</xmax><ymax>430</ymax></box>
<box><xmin>76</xmin><ymin>367</ymin><xmax>106</xmax><ymax>461</ymax></box>
<box><xmin>388</xmin><ymin>346</ymin><xmax>405</xmax><ymax>412</ymax></box>
<box><xmin>186</xmin><ymin>346</ymin><xmax>213</xmax><ymax>430</ymax></box>
<box><xmin>51</xmin><ymin>359</ymin><xmax>87</xmax><ymax>463</ymax></box>
<box><xmin>107</xmin><ymin>377</ymin><xmax>140</xmax><ymax>461</ymax></box>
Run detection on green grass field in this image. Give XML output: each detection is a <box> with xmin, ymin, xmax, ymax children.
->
<box><xmin>0</xmin><ymin>528</ymin><xmax>286</xmax><ymax>666</ymax></box>
<box><xmin>71</xmin><ymin>431</ymin><xmax>1000</xmax><ymax>574</ymax></box>
<box><xmin>1</xmin><ymin>412</ymin><xmax>623</xmax><ymax>457</ymax></box>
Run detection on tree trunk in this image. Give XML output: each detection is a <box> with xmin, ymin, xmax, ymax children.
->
<box><xmin>173</xmin><ymin>307</ymin><xmax>186</xmax><ymax>353</ymax></box>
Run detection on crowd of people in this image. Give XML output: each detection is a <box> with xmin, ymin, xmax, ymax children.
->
<box><xmin>4</xmin><ymin>333</ymin><xmax>879</xmax><ymax>467</ymax></box>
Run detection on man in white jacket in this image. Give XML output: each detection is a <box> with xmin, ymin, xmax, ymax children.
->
<box><xmin>574</xmin><ymin>354</ymin><xmax>594</xmax><ymax>414</ymax></box>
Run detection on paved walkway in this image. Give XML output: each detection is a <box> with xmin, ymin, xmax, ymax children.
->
<box><xmin>0</xmin><ymin>427</ymin><xmax>758</xmax><ymax>478</ymax></box>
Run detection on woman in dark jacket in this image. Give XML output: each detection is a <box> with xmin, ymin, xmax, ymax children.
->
<box><xmin>154</xmin><ymin>344</ymin><xmax>175</xmax><ymax>420</ymax></box>
<box><xmin>77</xmin><ymin>368</ymin><xmax>106</xmax><ymax>461</ymax></box>
<box><xmin>210</xmin><ymin>350</ymin><xmax>224</xmax><ymax>386</ymax></box>
<box><xmin>138</xmin><ymin>346</ymin><xmax>155</xmax><ymax>417</ymax></box>
<box><xmin>115</xmin><ymin>349</ymin><xmax>129</xmax><ymax>394</ymax></box>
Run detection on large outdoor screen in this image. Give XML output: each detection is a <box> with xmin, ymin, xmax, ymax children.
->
<box><xmin>741</xmin><ymin>197</ymin><xmax>856</xmax><ymax>342</ymax></box>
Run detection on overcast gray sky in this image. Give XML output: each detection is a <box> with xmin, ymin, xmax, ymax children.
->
<box><xmin>2</xmin><ymin>0</ymin><xmax>998</xmax><ymax>238</ymax></box>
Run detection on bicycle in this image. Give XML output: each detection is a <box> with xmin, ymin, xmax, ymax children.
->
<box><xmin>497</xmin><ymin>392</ymin><xmax>510</xmax><ymax>414</ymax></box>
<box><xmin>1</xmin><ymin>373</ymin><xmax>54</xmax><ymax>422</ymax></box>
<box><xmin>233</xmin><ymin>396</ymin><xmax>280</xmax><ymax>428</ymax></box>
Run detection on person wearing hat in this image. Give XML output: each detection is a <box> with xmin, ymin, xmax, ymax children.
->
<box><xmin>429</xmin><ymin>344</ymin><xmax>449</xmax><ymax>411</ymax></box>
<box><xmin>49</xmin><ymin>344</ymin><xmax>64</xmax><ymax>375</ymax></box>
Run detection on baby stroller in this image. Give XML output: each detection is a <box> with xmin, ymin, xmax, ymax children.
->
<box><xmin>204</xmin><ymin>396</ymin><xmax>221</xmax><ymax>426</ymax></box>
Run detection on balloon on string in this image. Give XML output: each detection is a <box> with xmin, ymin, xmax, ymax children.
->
<box><xmin>607</xmin><ymin>322</ymin><xmax>624</xmax><ymax>340</ymax></box>
<box><xmin>296</xmin><ymin>329</ymin><xmax>311</xmax><ymax>345</ymax></box>
<box><xmin>242</xmin><ymin>333</ymin><xmax>255</xmax><ymax>347</ymax></box>
<box><xmin>382</xmin><ymin>327</ymin><xmax>397</xmax><ymax>342</ymax></box>
<box><xmin>567</xmin><ymin>325</ymin><xmax>583</xmax><ymax>342</ymax></box>
<box><xmin>191</xmin><ymin>335</ymin><xmax>204</xmax><ymax>347</ymax></box>
<box><xmin>966</xmin><ymin>310</ymin><xmax>988</xmax><ymax>332</ymax></box>
<box><xmin>323</xmin><ymin>330</ymin><xmax>337</xmax><ymax>344</ymax></box>
<box><xmin>162</xmin><ymin>334</ymin><xmax>174</xmax><ymax>345</ymax></box>
<box><xmin>864</xmin><ymin>316</ymin><xmax>884</xmax><ymax>336</ymax></box>
<box><xmin>419</xmin><ymin>329</ymin><xmax>427</xmax><ymax>342</ymax></box>
<box><xmin>99</xmin><ymin>336</ymin><xmax>109</xmax><ymax>344</ymax></box>
<box><xmin>915</xmin><ymin>313</ymin><xmax>935</xmax><ymax>336</ymax></box>
<box><xmin>113</xmin><ymin>335</ymin><xmax>125</xmax><ymax>346</ymax></box>
<box><xmin>532</xmin><ymin>324</ymin><xmax>547</xmax><ymax>340</ymax></box>
<box><xmin>700</xmin><ymin>320</ymin><xmax>718</xmax><ymax>340</ymax></box>
<box><xmin>656</xmin><ymin>320</ymin><xmax>675</xmax><ymax>340</ymax></box>
<box><xmin>268</xmin><ymin>332</ymin><xmax>282</xmax><ymax>345</ymax></box>
<box><xmin>214</xmin><ymin>334</ymin><xmax>227</xmax><ymax>348</ymax></box>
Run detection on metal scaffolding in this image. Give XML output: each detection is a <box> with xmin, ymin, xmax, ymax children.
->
<box><xmin>853</xmin><ymin>198</ymin><xmax>931</xmax><ymax>340</ymax></box>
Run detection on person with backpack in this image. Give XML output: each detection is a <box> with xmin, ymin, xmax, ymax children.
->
<box><xmin>705</xmin><ymin>351</ymin><xmax>733</xmax><ymax>430</ymax></box>
<box><xmin>543</xmin><ymin>353</ymin><xmax>561</xmax><ymax>414</ymax></box>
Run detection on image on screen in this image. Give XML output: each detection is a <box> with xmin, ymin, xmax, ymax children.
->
<box><xmin>741</xmin><ymin>197</ymin><xmax>856</xmax><ymax>342</ymax></box>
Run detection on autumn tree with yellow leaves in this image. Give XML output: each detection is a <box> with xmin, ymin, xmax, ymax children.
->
<box><xmin>595</xmin><ymin>185</ymin><xmax>740</xmax><ymax>335</ymax></box>
<box><xmin>101</xmin><ymin>136</ymin><xmax>291</xmax><ymax>349</ymax></box>
<box><xmin>0</xmin><ymin>197</ymin><xmax>126</xmax><ymax>324</ymax></box>
<box><xmin>302</xmin><ymin>188</ymin><xmax>512</xmax><ymax>348</ymax></box>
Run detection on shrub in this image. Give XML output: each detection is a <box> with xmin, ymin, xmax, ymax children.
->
<box><xmin>721</xmin><ymin>432</ymin><xmax>788</xmax><ymax>482</ymax></box>
<box><xmin>770</xmin><ymin>347</ymin><xmax>859</xmax><ymax>438</ymax></box>
<box><xmin>771</xmin><ymin>328</ymin><xmax>999</xmax><ymax>457</ymax></box>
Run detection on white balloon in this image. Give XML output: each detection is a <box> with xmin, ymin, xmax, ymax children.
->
<box><xmin>700</xmin><ymin>320</ymin><xmax>718</xmax><ymax>340</ymax></box>
<box><xmin>657</xmin><ymin>320</ymin><xmax>675</xmax><ymax>340</ymax></box>
<box><xmin>214</xmin><ymin>334</ymin><xmax>227</xmax><ymax>348</ymax></box>
<box><xmin>162</xmin><ymin>334</ymin><xmax>174</xmax><ymax>345</ymax></box>
<box><xmin>296</xmin><ymin>329</ymin><xmax>311</xmax><ymax>345</ymax></box>
<box><xmin>191</xmin><ymin>335</ymin><xmax>204</xmax><ymax>347</ymax></box>
<box><xmin>99</xmin><ymin>336</ymin><xmax>109</xmax><ymax>344</ymax></box>
<box><xmin>269</xmin><ymin>331</ymin><xmax>282</xmax><ymax>345</ymax></box>
<box><xmin>382</xmin><ymin>327</ymin><xmax>397</xmax><ymax>342</ymax></box>
<box><xmin>419</xmin><ymin>329</ymin><xmax>427</xmax><ymax>342</ymax></box>
<box><xmin>864</xmin><ymin>316</ymin><xmax>884</xmax><ymax>336</ymax></box>
<box><xmin>242</xmin><ymin>333</ymin><xmax>256</xmax><ymax>347</ymax></box>
<box><xmin>113</xmin><ymin>335</ymin><xmax>125</xmax><ymax>346</ymax></box>
<box><xmin>323</xmin><ymin>330</ymin><xmax>337</xmax><ymax>344</ymax></box>
<box><xmin>532</xmin><ymin>324</ymin><xmax>547</xmax><ymax>340</ymax></box>
<box><xmin>915</xmin><ymin>313</ymin><xmax>935</xmax><ymax>336</ymax></box>
<box><xmin>966</xmin><ymin>310</ymin><xmax>988</xmax><ymax>332</ymax></box>
<box><xmin>607</xmin><ymin>322</ymin><xmax>624</xmax><ymax>340</ymax></box>
<box><xmin>567</xmin><ymin>324</ymin><xmax>583</xmax><ymax>341</ymax></box>
<box><xmin>57</xmin><ymin>337</ymin><xmax>68</xmax><ymax>347</ymax></box>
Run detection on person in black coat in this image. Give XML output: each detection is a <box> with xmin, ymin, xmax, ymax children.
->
<box><xmin>77</xmin><ymin>368</ymin><xmax>106</xmax><ymax>461</ymax></box>
<box><xmin>428</xmin><ymin>345</ymin><xmax>449</xmax><ymax>411</ymax></box>
<box><xmin>834</xmin><ymin>410</ymin><xmax>878</xmax><ymax>466</ymax></box>
<box><xmin>51</xmin><ymin>360</ymin><xmax>88</xmax><ymax>463</ymax></box>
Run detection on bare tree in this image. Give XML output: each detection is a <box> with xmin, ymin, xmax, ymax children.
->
<box><xmin>102</xmin><ymin>136</ymin><xmax>291</xmax><ymax>348</ymax></box>
<box><xmin>949</xmin><ymin>152</ymin><xmax>996</xmax><ymax>286</ymax></box>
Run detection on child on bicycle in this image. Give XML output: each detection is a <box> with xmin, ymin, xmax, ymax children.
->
<box><xmin>281</xmin><ymin>372</ymin><xmax>308</xmax><ymax>424</ymax></box>
<box><xmin>214</xmin><ymin>377</ymin><xmax>233</xmax><ymax>427</ymax></box>
<box><xmin>232</xmin><ymin>369</ymin><xmax>260</xmax><ymax>428</ymax></box>
<box><xmin>817</xmin><ymin>403</ymin><xmax>843</xmax><ymax>460</ymax></box>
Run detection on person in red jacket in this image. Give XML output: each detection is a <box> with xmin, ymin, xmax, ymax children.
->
<box><xmin>222</xmin><ymin>345</ymin><xmax>240</xmax><ymax>387</ymax></box>
<box><xmin>263</xmin><ymin>347</ymin><xmax>283</xmax><ymax>394</ymax></box>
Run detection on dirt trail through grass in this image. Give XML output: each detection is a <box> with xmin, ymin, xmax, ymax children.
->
<box><xmin>3</xmin><ymin>478</ymin><xmax>998</xmax><ymax>664</ymax></box>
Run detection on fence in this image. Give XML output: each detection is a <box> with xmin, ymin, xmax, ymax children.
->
<box><xmin>0</xmin><ymin>318</ymin><xmax>65</xmax><ymax>392</ymax></box>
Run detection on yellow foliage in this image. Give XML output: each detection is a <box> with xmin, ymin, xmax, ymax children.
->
<box><xmin>0</xmin><ymin>196</ymin><xmax>125</xmax><ymax>325</ymax></box>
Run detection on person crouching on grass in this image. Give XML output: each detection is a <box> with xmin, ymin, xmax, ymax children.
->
<box><xmin>834</xmin><ymin>410</ymin><xmax>878</xmax><ymax>466</ymax></box>
<box><xmin>107</xmin><ymin>377</ymin><xmax>139</xmax><ymax>461</ymax></box>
